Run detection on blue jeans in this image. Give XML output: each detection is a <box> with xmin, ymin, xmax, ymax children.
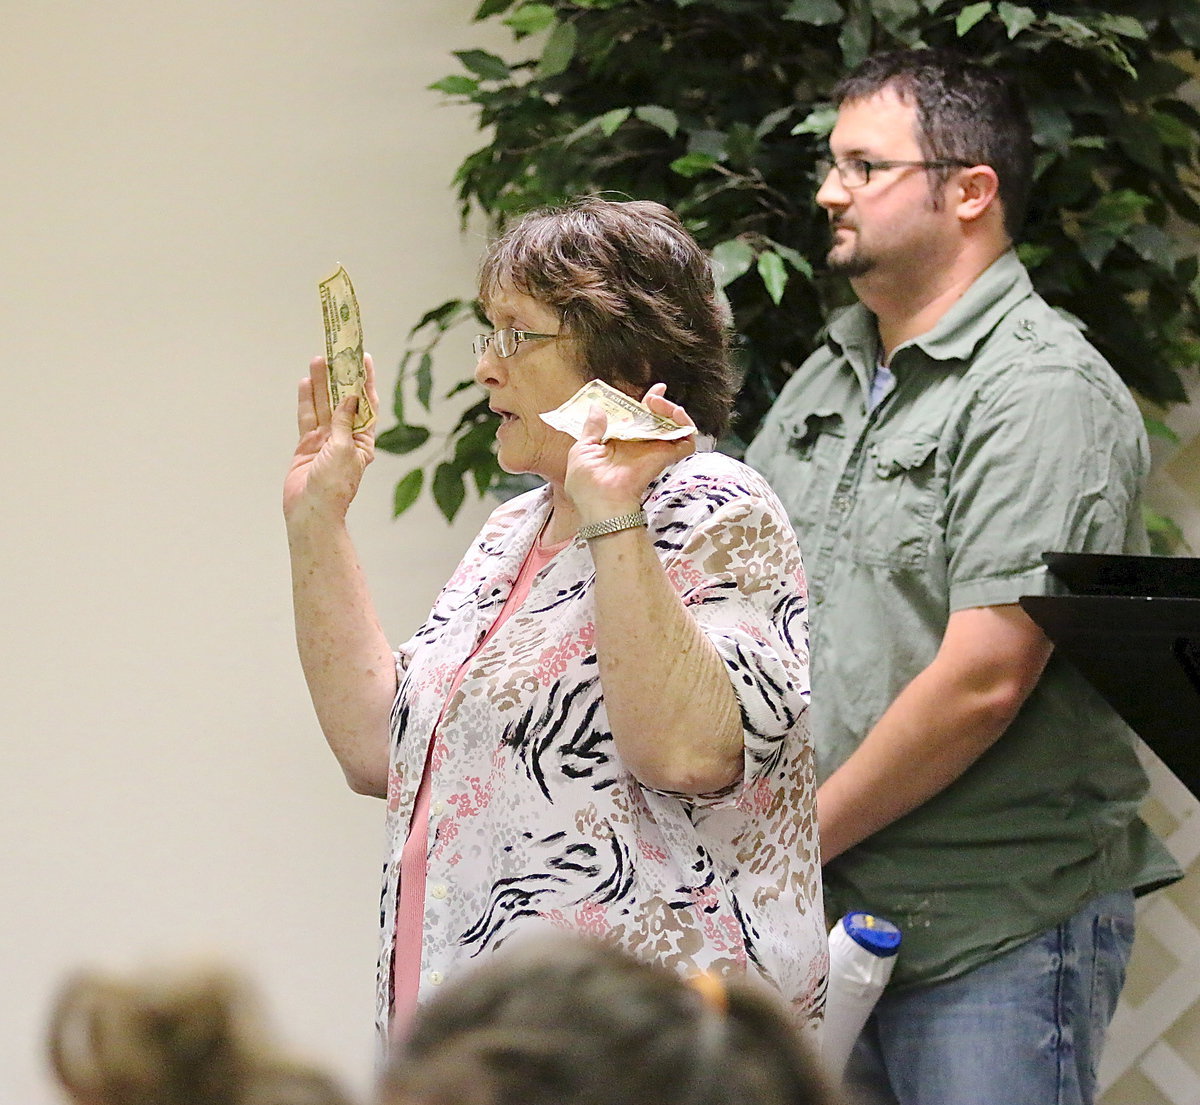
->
<box><xmin>844</xmin><ymin>890</ymin><xmax>1136</xmax><ymax>1105</ymax></box>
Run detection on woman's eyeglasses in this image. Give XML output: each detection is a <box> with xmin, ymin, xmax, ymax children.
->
<box><xmin>472</xmin><ymin>328</ymin><xmax>559</xmax><ymax>359</ymax></box>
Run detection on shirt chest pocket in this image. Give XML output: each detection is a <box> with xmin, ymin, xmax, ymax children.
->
<box><xmin>849</xmin><ymin>432</ymin><xmax>942</xmax><ymax>570</ymax></box>
<box><xmin>777</xmin><ymin>410</ymin><xmax>846</xmax><ymax>545</ymax></box>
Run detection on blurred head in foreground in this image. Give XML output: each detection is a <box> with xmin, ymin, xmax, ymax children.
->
<box><xmin>47</xmin><ymin>962</ymin><xmax>354</xmax><ymax>1105</ymax></box>
<box><xmin>381</xmin><ymin>935</ymin><xmax>842</xmax><ymax>1105</ymax></box>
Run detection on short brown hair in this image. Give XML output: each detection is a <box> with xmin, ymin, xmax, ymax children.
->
<box><xmin>381</xmin><ymin>935</ymin><xmax>842</xmax><ymax>1105</ymax></box>
<box><xmin>478</xmin><ymin>197</ymin><xmax>735</xmax><ymax>438</ymax></box>
<box><xmin>833</xmin><ymin>49</ymin><xmax>1033</xmax><ymax>239</ymax></box>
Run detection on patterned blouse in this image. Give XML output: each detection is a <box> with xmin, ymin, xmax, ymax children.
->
<box><xmin>376</xmin><ymin>450</ymin><xmax>826</xmax><ymax>1041</ymax></box>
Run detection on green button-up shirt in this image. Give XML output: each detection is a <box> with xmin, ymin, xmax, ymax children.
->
<box><xmin>746</xmin><ymin>250</ymin><xmax>1179</xmax><ymax>989</ymax></box>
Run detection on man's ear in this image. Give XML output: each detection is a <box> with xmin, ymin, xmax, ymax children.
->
<box><xmin>955</xmin><ymin>164</ymin><xmax>1001</xmax><ymax>224</ymax></box>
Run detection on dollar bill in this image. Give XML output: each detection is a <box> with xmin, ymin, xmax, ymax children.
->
<box><xmin>540</xmin><ymin>379</ymin><xmax>696</xmax><ymax>442</ymax></box>
<box><xmin>319</xmin><ymin>264</ymin><xmax>375</xmax><ymax>432</ymax></box>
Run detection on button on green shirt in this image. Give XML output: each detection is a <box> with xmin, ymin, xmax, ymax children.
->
<box><xmin>746</xmin><ymin>250</ymin><xmax>1180</xmax><ymax>990</ymax></box>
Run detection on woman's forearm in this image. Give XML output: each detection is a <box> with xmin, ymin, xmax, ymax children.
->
<box><xmin>588</xmin><ymin>527</ymin><xmax>743</xmax><ymax>794</ymax></box>
<box><xmin>288</xmin><ymin>513</ymin><xmax>395</xmax><ymax>797</ymax></box>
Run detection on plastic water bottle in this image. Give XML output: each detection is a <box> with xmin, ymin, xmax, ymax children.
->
<box><xmin>821</xmin><ymin>911</ymin><xmax>902</xmax><ymax>1083</ymax></box>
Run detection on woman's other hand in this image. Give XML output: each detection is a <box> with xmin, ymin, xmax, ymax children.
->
<box><xmin>564</xmin><ymin>384</ymin><xmax>697</xmax><ymax>524</ymax></box>
<box><xmin>283</xmin><ymin>354</ymin><xmax>379</xmax><ymax>524</ymax></box>
<box><xmin>284</xmin><ymin>350</ymin><xmax>392</xmax><ymax>798</ymax></box>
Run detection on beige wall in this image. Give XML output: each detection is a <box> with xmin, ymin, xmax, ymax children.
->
<box><xmin>2</xmin><ymin>3</ymin><xmax>495</xmax><ymax>1101</ymax></box>
<box><xmin>4</xmin><ymin>5</ymin><xmax>1198</xmax><ymax>1104</ymax></box>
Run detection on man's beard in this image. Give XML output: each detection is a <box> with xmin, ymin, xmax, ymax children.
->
<box><xmin>826</xmin><ymin>225</ymin><xmax>873</xmax><ymax>277</ymax></box>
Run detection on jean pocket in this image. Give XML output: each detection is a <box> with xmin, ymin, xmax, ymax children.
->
<box><xmin>1089</xmin><ymin>900</ymin><xmax>1135</xmax><ymax>1042</ymax></box>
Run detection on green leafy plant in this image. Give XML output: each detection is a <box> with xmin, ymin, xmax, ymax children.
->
<box><xmin>380</xmin><ymin>0</ymin><xmax>1200</xmax><ymax>527</ymax></box>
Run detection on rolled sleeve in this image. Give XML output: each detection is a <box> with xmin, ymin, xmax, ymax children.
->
<box><xmin>945</xmin><ymin>365</ymin><xmax>1147</xmax><ymax>612</ymax></box>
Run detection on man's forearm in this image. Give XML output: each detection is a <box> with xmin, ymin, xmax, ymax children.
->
<box><xmin>818</xmin><ymin>604</ymin><xmax>1052</xmax><ymax>863</ymax></box>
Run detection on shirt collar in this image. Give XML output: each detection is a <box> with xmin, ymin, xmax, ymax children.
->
<box><xmin>826</xmin><ymin>249</ymin><xmax>1034</xmax><ymax>377</ymax></box>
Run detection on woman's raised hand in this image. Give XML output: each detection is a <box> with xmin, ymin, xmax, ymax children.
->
<box><xmin>283</xmin><ymin>353</ymin><xmax>379</xmax><ymax>525</ymax></box>
<box><xmin>564</xmin><ymin>383</ymin><xmax>697</xmax><ymax>525</ymax></box>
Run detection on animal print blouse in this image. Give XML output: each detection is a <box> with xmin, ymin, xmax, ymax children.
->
<box><xmin>376</xmin><ymin>450</ymin><xmax>826</xmax><ymax>1042</ymax></box>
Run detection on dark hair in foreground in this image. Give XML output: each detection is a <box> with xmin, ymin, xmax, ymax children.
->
<box><xmin>47</xmin><ymin>963</ymin><xmax>353</xmax><ymax>1105</ymax></box>
<box><xmin>834</xmin><ymin>48</ymin><xmax>1034</xmax><ymax>239</ymax></box>
<box><xmin>478</xmin><ymin>197</ymin><xmax>736</xmax><ymax>438</ymax></box>
<box><xmin>381</xmin><ymin>935</ymin><xmax>841</xmax><ymax>1105</ymax></box>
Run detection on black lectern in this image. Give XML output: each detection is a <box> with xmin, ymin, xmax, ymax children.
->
<box><xmin>1020</xmin><ymin>553</ymin><xmax>1200</xmax><ymax>802</ymax></box>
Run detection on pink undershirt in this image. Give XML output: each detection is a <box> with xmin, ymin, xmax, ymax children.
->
<box><xmin>389</xmin><ymin>529</ymin><xmax>570</xmax><ymax>1040</ymax></box>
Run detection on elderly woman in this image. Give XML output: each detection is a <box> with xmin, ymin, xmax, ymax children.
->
<box><xmin>284</xmin><ymin>198</ymin><xmax>824</xmax><ymax>1045</ymax></box>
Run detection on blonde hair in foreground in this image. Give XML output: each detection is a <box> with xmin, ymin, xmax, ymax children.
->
<box><xmin>47</xmin><ymin>962</ymin><xmax>353</xmax><ymax>1105</ymax></box>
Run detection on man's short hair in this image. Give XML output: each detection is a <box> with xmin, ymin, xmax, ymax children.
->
<box><xmin>834</xmin><ymin>48</ymin><xmax>1034</xmax><ymax>239</ymax></box>
<box><xmin>479</xmin><ymin>197</ymin><xmax>735</xmax><ymax>439</ymax></box>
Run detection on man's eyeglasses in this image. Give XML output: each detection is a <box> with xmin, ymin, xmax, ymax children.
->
<box><xmin>472</xmin><ymin>328</ymin><xmax>559</xmax><ymax>359</ymax></box>
<box><xmin>817</xmin><ymin>156</ymin><xmax>975</xmax><ymax>189</ymax></box>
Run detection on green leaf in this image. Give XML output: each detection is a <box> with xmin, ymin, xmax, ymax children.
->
<box><xmin>670</xmin><ymin>152</ymin><xmax>719</xmax><ymax>178</ymax></box>
<box><xmin>1126</xmin><ymin>224</ymin><xmax>1176</xmax><ymax>268</ymax></box>
<box><xmin>687</xmin><ymin>130</ymin><xmax>727</xmax><ymax>159</ymax></box>
<box><xmin>429</xmin><ymin>75</ymin><xmax>479</xmax><ymax>97</ymax></box>
<box><xmin>433</xmin><ymin>462</ymin><xmax>467</xmax><ymax>521</ymax></box>
<box><xmin>392</xmin><ymin>469</ymin><xmax>424</xmax><ymax>517</ymax></box>
<box><xmin>782</xmin><ymin>0</ymin><xmax>843</xmax><ymax>26</ymax></box>
<box><xmin>411</xmin><ymin>299</ymin><xmax>465</xmax><ymax>333</ymax></box>
<box><xmin>446</xmin><ymin>378</ymin><xmax>478</xmax><ymax>399</ymax></box>
<box><xmin>791</xmin><ymin>105</ymin><xmax>837</xmax><ymax>137</ymax></box>
<box><xmin>1088</xmin><ymin>189</ymin><xmax>1153</xmax><ymax>234</ymax></box>
<box><xmin>711</xmin><ymin>239</ymin><xmax>755</xmax><ymax>287</ymax></box>
<box><xmin>1029</xmin><ymin>104</ymin><xmax>1072</xmax><ymax>151</ymax></box>
<box><xmin>599</xmin><ymin>107</ymin><xmax>632</xmax><ymax>136</ymax></box>
<box><xmin>1016</xmin><ymin>242</ymin><xmax>1053</xmax><ymax>269</ymax></box>
<box><xmin>1078</xmin><ymin>231</ymin><xmax>1118</xmax><ymax>270</ymax></box>
<box><xmin>726</xmin><ymin>121</ymin><xmax>759</xmax><ymax>168</ymax></box>
<box><xmin>453</xmin><ymin>49</ymin><xmax>510</xmax><ymax>81</ymax></box>
<box><xmin>1042</xmin><ymin>12</ymin><xmax>1097</xmax><ymax>43</ymax></box>
<box><xmin>839</xmin><ymin>3</ymin><xmax>873</xmax><ymax>67</ymax></box>
<box><xmin>1153</xmin><ymin>111</ymin><xmax>1195</xmax><ymax>149</ymax></box>
<box><xmin>474</xmin><ymin>0</ymin><xmax>516</xmax><ymax>18</ymax></box>
<box><xmin>1095</xmin><ymin>14</ymin><xmax>1148</xmax><ymax>41</ymax></box>
<box><xmin>754</xmin><ymin>105</ymin><xmax>795</xmax><ymax>139</ymax></box>
<box><xmin>416</xmin><ymin>352</ymin><xmax>434</xmax><ymax>411</ymax></box>
<box><xmin>758</xmin><ymin>250</ymin><xmax>788</xmax><ymax>305</ymax></box>
<box><xmin>503</xmin><ymin>3</ymin><xmax>556</xmax><ymax>35</ymax></box>
<box><xmin>770</xmin><ymin>241</ymin><xmax>814</xmax><ymax>278</ymax></box>
<box><xmin>956</xmin><ymin>1</ymin><xmax>991</xmax><ymax>36</ymax></box>
<box><xmin>1143</xmin><ymin>415</ymin><xmax>1180</xmax><ymax>445</ymax></box>
<box><xmin>1143</xmin><ymin>504</ymin><xmax>1187</xmax><ymax>555</ymax></box>
<box><xmin>376</xmin><ymin>424</ymin><xmax>432</xmax><ymax>455</ymax></box>
<box><xmin>472</xmin><ymin>463</ymin><xmax>495</xmax><ymax>497</ymax></box>
<box><xmin>1170</xmin><ymin>6</ymin><xmax>1200</xmax><ymax>48</ymax></box>
<box><xmin>456</xmin><ymin>413</ymin><xmax>500</xmax><ymax>448</ymax></box>
<box><xmin>538</xmin><ymin>20</ymin><xmax>577</xmax><ymax>77</ymax></box>
<box><xmin>634</xmin><ymin>105</ymin><xmax>679</xmax><ymax>138</ymax></box>
<box><xmin>996</xmin><ymin>2</ymin><xmax>1036</xmax><ymax>39</ymax></box>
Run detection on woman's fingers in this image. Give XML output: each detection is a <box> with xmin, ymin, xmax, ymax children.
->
<box><xmin>643</xmin><ymin>382</ymin><xmax>697</xmax><ymax>429</ymax></box>
<box><xmin>310</xmin><ymin>355</ymin><xmax>334</xmax><ymax>425</ymax></box>
<box><xmin>364</xmin><ymin>352</ymin><xmax>380</xmax><ymax>411</ymax></box>
<box><xmin>579</xmin><ymin>402</ymin><xmax>608</xmax><ymax>445</ymax></box>
<box><xmin>330</xmin><ymin>392</ymin><xmax>362</xmax><ymax>440</ymax></box>
<box><xmin>297</xmin><ymin>375</ymin><xmax>319</xmax><ymax>436</ymax></box>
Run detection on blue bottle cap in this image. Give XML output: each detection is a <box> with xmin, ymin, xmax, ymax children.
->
<box><xmin>843</xmin><ymin>911</ymin><xmax>902</xmax><ymax>957</ymax></box>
